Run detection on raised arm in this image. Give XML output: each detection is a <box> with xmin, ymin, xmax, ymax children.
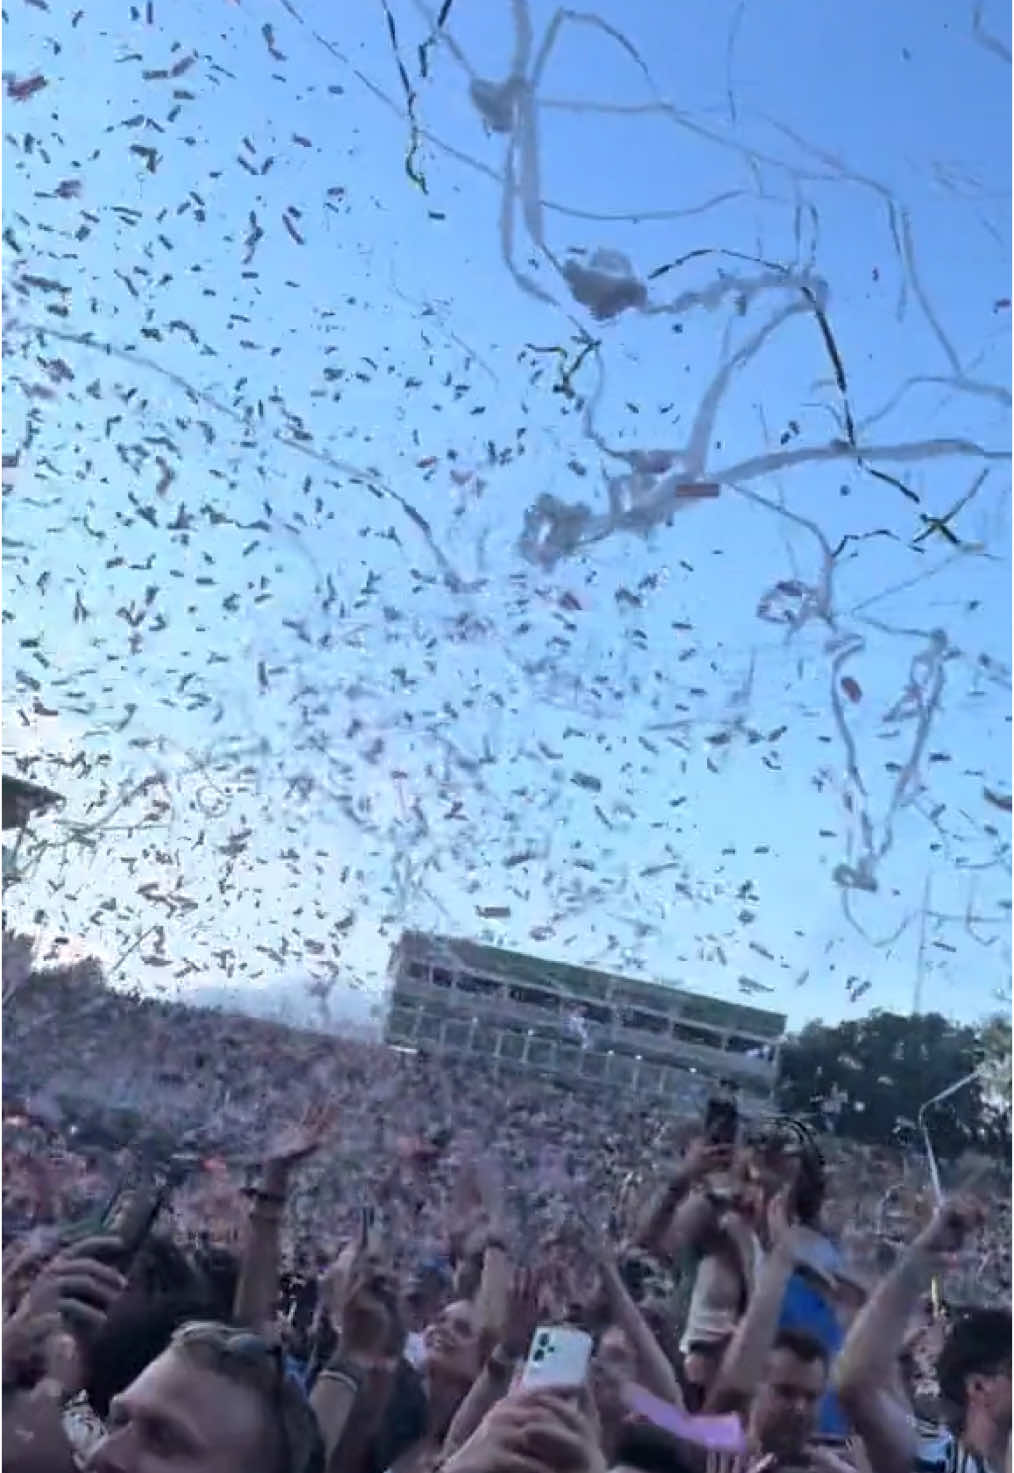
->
<box><xmin>634</xmin><ymin>1139</ymin><xmax>731</xmax><ymax>1259</ymax></box>
<box><xmin>706</xmin><ymin>1193</ymin><xmax>802</xmax><ymax>1414</ymax></box>
<box><xmin>443</xmin><ymin>1266</ymin><xmax>541</xmax><ymax>1457</ymax></box>
<box><xmin>310</xmin><ymin>1245</ymin><xmax>398</xmax><ymax>1472</ymax></box>
<box><xmin>598</xmin><ymin>1249</ymin><xmax>684</xmax><ymax>1406</ymax></box>
<box><xmin>468</xmin><ymin>1151</ymin><xmax>512</xmax><ymax>1358</ymax></box>
<box><xmin>474</xmin><ymin>1240</ymin><xmax>512</xmax><ymax>1360</ymax></box>
<box><xmin>233</xmin><ymin>1101</ymin><xmax>334</xmax><ymax>1332</ymax></box>
<box><xmin>833</xmin><ymin>1199</ymin><xmax>981</xmax><ymax>1473</ymax></box>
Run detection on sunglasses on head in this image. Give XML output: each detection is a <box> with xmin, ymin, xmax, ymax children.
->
<box><xmin>174</xmin><ymin>1322</ymin><xmax>322</xmax><ymax>1473</ymax></box>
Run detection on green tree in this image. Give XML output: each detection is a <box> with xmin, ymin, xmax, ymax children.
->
<box><xmin>777</xmin><ymin>1010</ymin><xmax>1009</xmax><ymax>1158</ymax></box>
<box><xmin>976</xmin><ymin>1011</ymin><xmax>1012</xmax><ymax>1124</ymax></box>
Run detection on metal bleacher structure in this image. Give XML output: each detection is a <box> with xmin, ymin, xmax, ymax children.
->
<box><xmin>385</xmin><ymin>930</ymin><xmax>786</xmax><ymax>1106</ymax></box>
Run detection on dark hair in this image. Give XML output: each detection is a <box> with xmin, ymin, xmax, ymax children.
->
<box><xmin>752</xmin><ymin>1118</ymin><xmax>826</xmax><ymax>1227</ymax></box>
<box><xmin>937</xmin><ymin>1309</ymin><xmax>1012</xmax><ymax>1427</ymax></box>
<box><xmin>85</xmin><ymin>1293</ymin><xmax>212</xmax><ymax>1417</ymax></box>
<box><xmin>791</xmin><ymin>1146</ymin><xmax>826</xmax><ymax>1227</ymax></box>
<box><xmin>192</xmin><ymin>1244</ymin><xmax>241</xmax><ymax>1319</ymax></box>
<box><xmin>129</xmin><ymin>1234</ymin><xmax>198</xmax><ymax>1299</ymax></box>
<box><xmin>771</xmin><ymin>1327</ymin><xmax>830</xmax><ymax>1368</ymax></box>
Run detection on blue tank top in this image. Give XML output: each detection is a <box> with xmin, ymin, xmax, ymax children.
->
<box><xmin>778</xmin><ymin>1270</ymin><xmax>850</xmax><ymax>1437</ymax></box>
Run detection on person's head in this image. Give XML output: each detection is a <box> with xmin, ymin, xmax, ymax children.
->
<box><xmin>422</xmin><ymin>1299</ymin><xmax>481</xmax><ymax>1395</ymax></box>
<box><xmin>86</xmin><ymin>1320</ymin><xmax>323</xmax><ymax>1473</ymax></box>
<box><xmin>937</xmin><ymin>1309</ymin><xmax>1012</xmax><ymax>1448</ymax></box>
<box><xmin>789</xmin><ymin>1145</ymin><xmax>826</xmax><ymax>1229</ymax></box>
<box><xmin>750</xmin><ymin>1328</ymin><xmax>828</xmax><ymax>1460</ymax></box>
<box><xmin>746</xmin><ymin>1123</ymin><xmax>826</xmax><ymax>1231</ymax></box>
<box><xmin>190</xmin><ymin>1245</ymin><xmax>240</xmax><ymax>1320</ymax></box>
<box><xmin>84</xmin><ymin>1294</ymin><xmax>213</xmax><ymax>1420</ymax></box>
<box><xmin>681</xmin><ymin>1338</ymin><xmax>729</xmax><ymax>1413</ymax></box>
<box><xmin>130</xmin><ymin>1236</ymin><xmax>199</xmax><ymax>1302</ymax></box>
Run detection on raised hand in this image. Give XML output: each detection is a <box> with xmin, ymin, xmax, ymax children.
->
<box><xmin>322</xmin><ymin>1240</ymin><xmax>399</xmax><ymax>1366</ymax></box>
<box><xmin>16</xmin><ymin>1236</ymin><xmax>126</xmax><ymax>1335</ymax></box>
<box><xmin>3</xmin><ymin>1236</ymin><xmax>126</xmax><ymax>1395</ymax></box>
<box><xmin>3</xmin><ymin>1227</ymin><xmax>63</xmax><ymax>1311</ymax></box>
<box><xmin>500</xmin><ymin>1266</ymin><xmax>542</xmax><ymax>1360</ymax></box>
<box><xmin>916</xmin><ymin>1196</ymin><xmax>985</xmax><ymax>1257</ymax></box>
<box><xmin>682</xmin><ymin>1136</ymin><xmax>736</xmax><ymax>1182</ymax></box>
<box><xmin>442</xmin><ymin>1389</ymin><xmax>606</xmax><ymax>1473</ymax></box>
<box><xmin>3</xmin><ymin>1301</ymin><xmax>64</xmax><ymax>1389</ymax></box>
<box><xmin>265</xmin><ymin>1098</ymin><xmax>337</xmax><ymax>1173</ymax></box>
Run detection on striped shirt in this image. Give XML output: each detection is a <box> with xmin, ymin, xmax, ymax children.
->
<box><xmin>915</xmin><ymin>1425</ymin><xmax>989</xmax><ymax>1473</ymax></box>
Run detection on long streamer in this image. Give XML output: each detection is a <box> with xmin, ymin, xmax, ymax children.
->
<box><xmin>622</xmin><ymin>1384</ymin><xmax>748</xmax><ymax>1452</ymax></box>
<box><xmin>917</xmin><ymin>1069</ymin><xmax>982</xmax><ymax>1202</ymax></box>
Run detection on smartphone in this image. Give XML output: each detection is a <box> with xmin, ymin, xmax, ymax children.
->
<box><xmin>705</xmin><ymin>1097</ymin><xmax>739</xmax><ymax>1147</ymax></box>
<box><xmin>61</xmin><ymin>1179</ymin><xmax>128</xmax><ymax>1246</ymax></box>
<box><xmin>520</xmin><ymin>1326</ymin><xmax>593</xmax><ymax>1391</ymax></box>
<box><xmin>104</xmin><ymin>1182</ymin><xmax>167</xmax><ymax>1272</ymax></box>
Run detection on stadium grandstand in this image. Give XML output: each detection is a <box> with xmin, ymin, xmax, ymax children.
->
<box><xmin>385</xmin><ymin>930</ymin><xmax>785</xmax><ymax>1106</ymax></box>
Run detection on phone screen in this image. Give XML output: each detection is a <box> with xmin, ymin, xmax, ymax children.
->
<box><xmin>61</xmin><ymin>1179</ymin><xmax>127</xmax><ymax>1246</ymax></box>
<box><xmin>705</xmin><ymin>1097</ymin><xmax>739</xmax><ymax>1146</ymax></box>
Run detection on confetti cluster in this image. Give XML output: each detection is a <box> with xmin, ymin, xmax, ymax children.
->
<box><xmin>2</xmin><ymin>0</ymin><xmax>1010</xmax><ymax>1027</ymax></box>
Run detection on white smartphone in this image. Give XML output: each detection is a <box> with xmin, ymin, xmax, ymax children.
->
<box><xmin>520</xmin><ymin>1326</ymin><xmax>593</xmax><ymax>1391</ymax></box>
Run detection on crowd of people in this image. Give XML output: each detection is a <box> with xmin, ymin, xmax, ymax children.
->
<box><xmin>2</xmin><ymin>958</ymin><xmax>1011</xmax><ymax>1473</ymax></box>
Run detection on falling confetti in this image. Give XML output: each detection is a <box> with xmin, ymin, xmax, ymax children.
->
<box><xmin>0</xmin><ymin>0</ymin><xmax>1009</xmax><ymax>1039</ymax></box>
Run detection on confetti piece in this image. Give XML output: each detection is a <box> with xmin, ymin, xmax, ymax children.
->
<box><xmin>6</xmin><ymin>74</ymin><xmax>48</xmax><ymax>100</ymax></box>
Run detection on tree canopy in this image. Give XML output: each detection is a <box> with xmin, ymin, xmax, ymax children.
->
<box><xmin>777</xmin><ymin>1009</ymin><xmax>1011</xmax><ymax>1158</ymax></box>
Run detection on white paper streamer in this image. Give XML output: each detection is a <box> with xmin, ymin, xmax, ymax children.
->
<box><xmin>917</xmin><ymin>1069</ymin><xmax>982</xmax><ymax>1202</ymax></box>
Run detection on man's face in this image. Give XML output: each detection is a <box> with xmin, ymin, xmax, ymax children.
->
<box><xmin>86</xmin><ymin>1350</ymin><xmax>270</xmax><ymax>1473</ymax></box>
<box><xmin>969</xmin><ymin>1360</ymin><xmax>1013</xmax><ymax>1437</ymax></box>
<box><xmin>751</xmin><ymin>1346</ymin><xmax>826</xmax><ymax>1460</ymax></box>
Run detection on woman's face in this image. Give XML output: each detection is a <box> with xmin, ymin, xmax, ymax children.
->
<box><xmin>423</xmin><ymin>1299</ymin><xmax>480</xmax><ymax>1389</ymax></box>
<box><xmin>592</xmin><ymin>1324</ymin><xmax>636</xmax><ymax>1422</ymax></box>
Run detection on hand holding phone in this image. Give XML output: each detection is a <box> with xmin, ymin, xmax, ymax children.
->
<box><xmin>520</xmin><ymin>1326</ymin><xmax>593</xmax><ymax>1392</ymax></box>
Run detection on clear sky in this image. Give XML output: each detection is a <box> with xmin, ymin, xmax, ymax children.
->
<box><xmin>3</xmin><ymin>0</ymin><xmax>1011</xmax><ymax>1036</ymax></box>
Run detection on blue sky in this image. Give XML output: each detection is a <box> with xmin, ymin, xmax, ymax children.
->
<box><xmin>3</xmin><ymin>0</ymin><xmax>1010</xmax><ymax>1035</ymax></box>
